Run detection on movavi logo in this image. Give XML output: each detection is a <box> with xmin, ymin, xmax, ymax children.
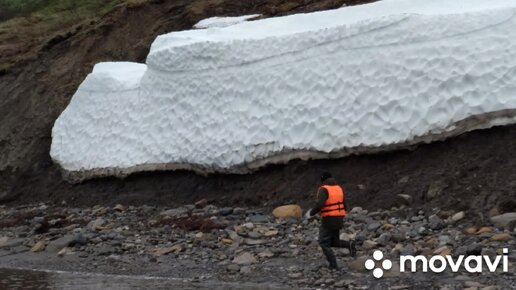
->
<box><xmin>365</xmin><ymin>249</ymin><xmax>510</xmax><ymax>278</ymax></box>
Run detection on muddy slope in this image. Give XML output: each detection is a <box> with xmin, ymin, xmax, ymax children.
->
<box><xmin>0</xmin><ymin>0</ymin><xmax>514</xmax><ymax>216</ymax></box>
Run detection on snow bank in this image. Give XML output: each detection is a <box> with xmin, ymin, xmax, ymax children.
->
<box><xmin>193</xmin><ymin>14</ymin><xmax>261</xmax><ymax>29</ymax></box>
<box><xmin>51</xmin><ymin>0</ymin><xmax>516</xmax><ymax>182</ymax></box>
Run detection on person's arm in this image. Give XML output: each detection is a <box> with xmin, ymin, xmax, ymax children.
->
<box><xmin>309</xmin><ymin>187</ymin><xmax>328</xmax><ymax>216</ymax></box>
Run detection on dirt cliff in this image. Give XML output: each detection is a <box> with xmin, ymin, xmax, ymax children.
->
<box><xmin>0</xmin><ymin>0</ymin><xmax>514</xmax><ymax>218</ymax></box>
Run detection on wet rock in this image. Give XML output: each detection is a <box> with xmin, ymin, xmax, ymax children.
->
<box><xmin>490</xmin><ymin>213</ymin><xmax>516</xmax><ymax>229</ymax></box>
<box><xmin>272</xmin><ymin>204</ymin><xmax>302</xmax><ymax>219</ymax></box>
<box><xmin>31</xmin><ymin>240</ymin><xmax>46</xmax><ymax>252</ymax></box>
<box><xmin>232</xmin><ymin>252</ymin><xmax>257</xmax><ymax>265</ymax></box>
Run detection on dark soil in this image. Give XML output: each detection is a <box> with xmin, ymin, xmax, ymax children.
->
<box><xmin>0</xmin><ymin>0</ymin><xmax>515</xmax><ymax>217</ymax></box>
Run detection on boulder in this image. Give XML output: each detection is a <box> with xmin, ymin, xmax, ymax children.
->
<box><xmin>272</xmin><ymin>205</ymin><xmax>302</xmax><ymax>219</ymax></box>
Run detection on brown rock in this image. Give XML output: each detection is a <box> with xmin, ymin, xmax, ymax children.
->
<box><xmin>272</xmin><ymin>204</ymin><xmax>302</xmax><ymax>219</ymax></box>
<box><xmin>477</xmin><ymin>227</ymin><xmax>493</xmax><ymax>234</ymax></box>
<box><xmin>194</xmin><ymin>199</ymin><xmax>208</xmax><ymax>209</ymax></box>
<box><xmin>490</xmin><ymin>233</ymin><xmax>512</xmax><ymax>241</ymax></box>
<box><xmin>464</xmin><ymin>226</ymin><xmax>478</xmax><ymax>235</ymax></box>
<box><xmin>222</xmin><ymin>238</ymin><xmax>233</xmax><ymax>245</ymax></box>
<box><xmin>383</xmin><ymin>223</ymin><xmax>395</xmax><ymax>230</ymax></box>
<box><xmin>264</xmin><ymin>230</ymin><xmax>278</xmax><ymax>237</ymax></box>
<box><xmin>31</xmin><ymin>241</ymin><xmax>46</xmax><ymax>252</ymax></box>
<box><xmin>152</xmin><ymin>244</ymin><xmax>183</xmax><ymax>256</ymax></box>
<box><xmin>433</xmin><ymin>246</ymin><xmax>452</xmax><ymax>256</ymax></box>
<box><xmin>113</xmin><ymin>204</ymin><xmax>125</xmax><ymax>211</ymax></box>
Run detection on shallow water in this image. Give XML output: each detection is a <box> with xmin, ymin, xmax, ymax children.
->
<box><xmin>0</xmin><ymin>268</ymin><xmax>284</xmax><ymax>290</ymax></box>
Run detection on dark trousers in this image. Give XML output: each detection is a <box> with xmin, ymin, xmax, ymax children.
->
<box><xmin>319</xmin><ymin>226</ymin><xmax>350</xmax><ymax>268</ymax></box>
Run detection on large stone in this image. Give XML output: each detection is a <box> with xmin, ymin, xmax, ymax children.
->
<box><xmin>272</xmin><ymin>204</ymin><xmax>302</xmax><ymax>219</ymax></box>
<box><xmin>490</xmin><ymin>213</ymin><xmax>516</xmax><ymax>229</ymax></box>
<box><xmin>232</xmin><ymin>252</ymin><xmax>257</xmax><ymax>265</ymax></box>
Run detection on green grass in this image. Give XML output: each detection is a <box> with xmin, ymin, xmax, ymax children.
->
<box><xmin>0</xmin><ymin>0</ymin><xmax>121</xmax><ymax>22</ymax></box>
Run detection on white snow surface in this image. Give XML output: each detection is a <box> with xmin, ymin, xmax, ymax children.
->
<box><xmin>193</xmin><ymin>14</ymin><xmax>261</xmax><ymax>29</ymax></box>
<box><xmin>51</xmin><ymin>0</ymin><xmax>516</xmax><ymax>181</ymax></box>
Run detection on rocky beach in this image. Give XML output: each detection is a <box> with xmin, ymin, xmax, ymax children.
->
<box><xmin>1</xmin><ymin>201</ymin><xmax>514</xmax><ymax>289</ymax></box>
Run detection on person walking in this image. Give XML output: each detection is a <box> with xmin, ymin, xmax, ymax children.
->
<box><xmin>306</xmin><ymin>172</ymin><xmax>356</xmax><ymax>270</ymax></box>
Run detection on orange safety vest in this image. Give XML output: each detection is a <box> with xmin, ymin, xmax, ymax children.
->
<box><xmin>318</xmin><ymin>185</ymin><xmax>346</xmax><ymax>217</ymax></box>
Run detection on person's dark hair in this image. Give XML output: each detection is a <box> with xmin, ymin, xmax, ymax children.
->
<box><xmin>320</xmin><ymin>171</ymin><xmax>332</xmax><ymax>183</ymax></box>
